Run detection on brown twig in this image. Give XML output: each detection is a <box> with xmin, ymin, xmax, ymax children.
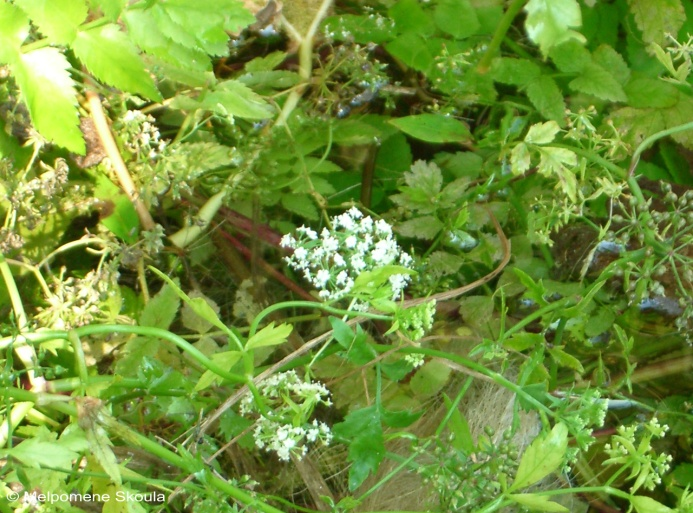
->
<box><xmin>86</xmin><ymin>90</ymin><xmax>155</xmax><ymax>231</ymax></box>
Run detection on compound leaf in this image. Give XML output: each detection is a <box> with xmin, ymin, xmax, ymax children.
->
<box><xmin>12</xmin><ymin>48</ymin><xmax>84</xmax><ymax>154</ymax></box>
<box><xmin>524</xmin><ymin>0</ymin><xmax>585</xmax><ymax>56</ymax></box>
<box><xmin>569</xmin><ymin>62</ymin><xmax>627</xmax><ymax>102</ymax></box>
<box><xmin>14</xmin><ymin>0</ymin><xmax>88</xmax><ymax>45</ymax></box>
<box><xmin>73</xmin><ymin>24</ymin><xmax>161</xmax><ymax>100</ymax></box>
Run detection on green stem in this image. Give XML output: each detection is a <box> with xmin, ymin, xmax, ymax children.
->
<box><xmin>477</xmin><ymin>0</ymin><xmax>527</xmax><ymax>73</ymax></box>
<box><xmin>248</xmin><ymin>301</ymin><xmax>391</xmax><ymax>338</ymax></box>
<box><xmin>628</xmin><ymin>120</ymin><xmax>693</xmax><ymax>176</ymax></box>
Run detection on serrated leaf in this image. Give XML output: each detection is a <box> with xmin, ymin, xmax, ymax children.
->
<box><xmin>592</xmin><ymin>44</ymin><xmax>630</xmax><ymax>85</ymax></box>
<box><xmin>524</xmin><ymin>0</ymin><xmax>586</xmax><ymax>56</ymax></box>
<box><xmin>93</xmin><ymin>174</ymin><xmax>140</xmax><ymax>243</ymax></box>
<box><xmin>281</xmin><ymin>193</ymin><xmax>319</xmax><ymax>220</ymax></box>
<box><xmin>333</xmin><ymin>406</ymin><xmax>384</xmax><ymax>491</ymax></box>
<box><xmin>182</xmin><ymin>291</ymin><xmax>220</xmax><ymax>334</ymax></box>
<box><xmin>0</xmin><ymin>3</ymin><xmax>29</xmax><ymax>63</ymax></box>
<box><xmin>624</xmin><ymin>76</ymin><xmax>679</xmax><ymax>108</ymax></box>
<box><xmin>73</xmin><ymin>24</ymin><xmax>161</xmax><ymax>100</ymax></box>
<box><xmin>514</xmin><ymin>268</ymin><xmax>549</xmax><ymax>306</ymax></box>
<box><xmin>14</xmin><ymin>0</ymin><xmax>88</xmax><ymax>45</ymax></box>
<box><xmin>398</xmin><ymin>216</ymin><xmax>444</xmax><ymax>239</ymax></box>
<box><xmin>246</xmin><ymin>322</ymin><xmax>292</xmax><ymax>350</ymax></box>
<box><xmin>386</xmin><ymin>32</ymin><xmax>434</xmax><ymax>73</ymax></box>
<box><xmin>569</xmin><ymin>62</ymin><xmax>627</xmax><ymax>102</ymax></box>
<box><xmin>525</xmin><ymin>121</ymin><xmax>560</xmax><ymax>145</ymax></box>
<box><xmin>410</xmin><ymin>360</ymin><xmax>451</xmax><ymax>397</ymax></box>
<box><xmin>511</xmin><ymin>143</ymin><xmax>531</xmax><ymax>175</ymax></box>
<box><xmin>139</xmin><ymin>283</ymin><xmax>180</xmax><ymax>330</ymax></box>
<box><xmin>85</xmin><ymin>424</ymin><xmax>121</xmax><ymax>485</ymax></box>
<box><xmin>195</xmin><ymin>351</ymin><xmax>243</xmax><ymax>390</ymax></box>
<box><xmin>548</xmin><ymin>347</ymin><xmax>585</xmax><ymax>373</ymax></box>
<box><xmin>526</xmin><ymin>76</ymin><xmax>566</xmax><ymax>123</ymax></box>
<box><xmin>508</xmin><ymin>493</ymin><xmax>569</xmax><ymax>512</ymax></box>
<box><xmin>389</xmin><ymin>114</ymin><xmax>472</xmax><ymax>144</ymax></box>
<box><xmin>537</xmin><ymin>147</ymin><xmax>578</xmax><ymax>201</ymax></box>
<box><xmin>5</xmin><ymin>434</ymin><xmax>80</xmax><ymax>470</ymax></box>
<box><xmin>434</xmin><ymin>0</ymin><xmax>480</xmax><ymax>39</ymax></box>
<box><xmin>89</xmin><ymin>0</ymin><xmax>126</xmax><ymax>21</ymax></box>
<box><xmin>389</xmin><ymin>0</ymin><xmax>435</xmax><ymax>34</ymax></box>
<box><xmin>11</xmin><ymin>48</ymin><xmax>85</xmax><ymax>154</ymax></box>
<box><xmin>202</xmin><ymin>80</ymin><xmax>274</xmax><ymax>119</ymax></box>
<box><xmin>490</xmin><ymin>58</ymin><xmax>541</xmax><ymax>86</ymax></box>
<box><xmin>510</xmin><ymin>422</ymin><xmax>569</xmax><ymax>490</ymax></box>
<box><xmin>628</xmin><ymin>0</ymin><xmax>685</xmax><ymax>47</ymax></box>
<box><xmin>427</xmin><ymin>251</ymin><xmax>465</xmax><ymax>278</ymax></box>
<box><xmin>548</xmin><ymin>40</ymin><xmax>591</xmax><ymax>73</ymax></box>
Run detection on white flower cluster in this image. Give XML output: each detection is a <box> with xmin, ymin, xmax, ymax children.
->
<box><xmin>120</xmin><ymin>110</ymin><xmax>167</xmax><ymax>160</ymax></box>
<box><xmin>280</xmin><ymin>207</ymin><xmax>413</xmax><ymax>303</ymax></box>
<box><xmin>240</xmin><ymin>371</ymin><xmax>333</xmax><ymax>462</ymax></box>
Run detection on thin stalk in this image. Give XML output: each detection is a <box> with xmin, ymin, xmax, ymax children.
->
<box><xmin>477</xmin><ymin>0</ymin><xmax>527</xmax><ymax>73</ymax></box>
<box><xmin>628</xmin><ymin>120</ymin><xmax>693</xmax><ymax>176</ymax></box>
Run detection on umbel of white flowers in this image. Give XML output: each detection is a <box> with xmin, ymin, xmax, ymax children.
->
<box><xmin>280</xmin><ymin>207</ymin><xmax>413</xmax><ymax>304</ymax></box>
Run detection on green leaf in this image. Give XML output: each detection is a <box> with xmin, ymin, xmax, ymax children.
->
<box><xmin>195</xmin><ymin>351</ymin><xmax>243</xmax><ymax>390</ymax></box>
<box><xmin>14</xmin><ymin>0</ymin><xmax>88</xmax><ymax>45</ymax></box>
<box><xmin>511</xmin><ymin>422</ymin><xmax>569</xmax><ymax>490</ymax></box>
<box><xmin>548</xmin><ymin>347</ymin><xmax>585</xmax><ymax>373</ymax></box>
<box><xmin>398</xmin><ymin>216</ymin><xmax>444</xmax><ymax>239</ymax></box>
<box><xmin>514</xmin><ymin>268</ymin><xmax>549</xmax><ymax>306</ymax></box>
<box><xmin>548</xmin><ymin>40</ymin><xmax>591</xmax><ymax>73</ymax></box>
<box><xmin>434</xmin><ymin>0</ymin><xmax>480</xmax><ymax>39</ymax></box>
<box><xmin>524</xmin><ymin>0</ymin><xmax>586</xmax><ymax>56</ymax></box>
<box><xmin>504</xmin><ymin>332</ymin><xmax>544</xmax><ymax>352</ymax></box>
<box><xmin>322</xmin><ymin>14</ymin><xmax>395</xmax><ymax>45</ymax></box>
<box><xmin>93</xmin><ymin>174</ymin><xmax>140</xmax><ymax>243</ymax></box>
<box><xmin>389</xmin><ymin>0</ymin><xmax>436</xmax><ymax>35</ymax></box>
<box><xmin>628</xmin><ymin>0</ymin><xmax>685</xmax><ymax>47</ymax></box>
<box><xmin>139</xmin><ymin>283</ymin><xmax>180</xmax><ymax>330</ymax></box>
<box><xmin>508</xmin><ymin>493</ymin><xmax>569</xmax><ymax>512</ymax></box>
<box><xmin>630</xmin><ymin>496</ymin><xmax>674</xmax><ymax>513</ymax></box>
<box><xmin>569</xmin><ymin>62</ymin><xmax>627</xmax><ymax>102</ymax></box>
<box><xmin>202</xmin><ymin>80</ymin><xmax>274</xmax><ymax>119</ymax></box>
<box><xmin>525</xmin><ymin>121</ymin><xmax>560</xmax><ymax>145</ymax></box>
<box><xmin>88</xmin><ymin>0</ymin><xmax>126</xmax><ymax>21</ymax></box>
<box><xmin>73</xmin><ymin>24</ymin><xmax>161</xmax><ymax>100</ymax></box>
<box><xmin>246</xmin><ymin>322</ymin><xmax>293</xmax><ymax>350</ymax></box>
<box><xmin>538</xmin><ymin>146</ymin><xmax>578</xmax><ymax>201</ymax></box>
<box><xmin>443</xmin><ymin>394</ymin><xmax>474</xmax><ymax>453</ymax></box>
<box><xmin>427</xmin><ymin>251</ymin><xmax>465</xmax><ymax>278</ymax></box>
<box><xmin>511</xmin><ymin>143</ymin><xmax>531</xmax><ymax>175</ymax></box>
<box><xmin>592</xmin><ymin>44</ymin><xmax>631</xmax><ymax>85</ymax></box>
<box><xmin>490</xmin><ymin>58</ymin><xmax>541</xmax><ymax>86</ymax></box>
<box><xmin>333</xmin><ymin>406</ymin><xmax>384</xmax><ymax>491</ymax></box>
<box><xmin>526</xmin><ymin>76</ymin><xmax>566</xmax><ymax>123</ymax></box>
<box><xmin>386</xmin><ymin>32</ymin><xmax>435</xmax><ymax>73</ymax></box>
<box><xmin>624</xmin><ymin>76</ymin><xmax>679</xmax><ymax>108</ymax></box>
<box><xmin>182</xmin><ymin>291</ymin><xmax>220</xmax><ymax>334</ymax></box>
<box><xmin>281</xmin><ymin>193</ymin><xmax>319</xmax><ymax>220</ymax></box>
<box><xmin>0</xmin><ymin>3</ymin><xmax>29</xmax><ymax>63</ymax></box>
<box><xmin>389</xmin><ymin>114</ymin><xmax>472</xmax><ymax>144</ymax></box>
<box><xmin>409</xmin><ymin>360</ymin><xmax>451</xmax><ymax>398</ymax></box>
<box><xmin>4</xmin><ymin>433</ymin><xmax>81</xmax><ymax>470</ymax></box>
<box><xmin>85</xmin><ymin>424</ymin><xmax>122</xmax><ymax>485</ymax></box>
<box><xmin>149</xmin><ymin>266</ymin><xmax>233</xmax><ymax>337</ymax></box>
<box><xmin>11</xmin><ymin>48</ymin><xmax>85</xmax><ymax>154</ymax></box>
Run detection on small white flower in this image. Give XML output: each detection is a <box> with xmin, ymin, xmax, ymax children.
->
<box><xmin>315</xmin><ymin>269</ymin><xmax>331</xmax><ymax>287</ymax></box>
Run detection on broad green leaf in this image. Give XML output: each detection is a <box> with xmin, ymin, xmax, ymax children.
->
<box><xmin>330</xmin><ymin>317</ymin><xmax>356</xmax><ymax>349</ymax></box>
<box><xmin>443</xmin><ymin>394</ymin><xmax>474</xmax><ymax>453</ymax></box>
<box><xmin>14</xmin><ymin>0</ymin><xmax>88</xmax><ymax>45</ymax></box>
<box><xmin>195</xmin><ymin>351</ymin><xmax>243</xmax><ymax>390</ymax></box>
<box><xmin>631</xmin><ymin>496</ymin><xmax>674</xmax><ymax>513</ymax></box>
<box><xmin>490</xmin><ymin>58</ymin><xmax>541</xmax><ymax>86</ymax></box>
<box><xmin>525</xmin><ymin>121</ymin><xmax>560</xmax><ymax>145</ymax></box>
<box><xmin>182</xmin><ymin>291</ymin><xmax>220</xmax><ymax>334</ymax></box>
<box><xmin>398</xmin><ymin>216</ymin><xmax>444</xmax><ymax>239</ymax></box>
<box><xmin>281</xmin><ymin>193</ymin><xmax>319</xmax><ymax>220</ymax></box>
<box><xmin>510</xmin><ymin>142</ymin><xmax>531</xmax><ymax>175</ymax></box>
<box><xmin>246</xmin><ymin>322</ymin><xmax>293</xmax><ymax>350</ymax></box>
<box><xmin>524</xmin><ymin>0</ymin><xmax>586</xmax><ymax>56</ymax></box>
<box><xmin>592</xmin><ymin>45</ymin><xmax>631</xmax><ymax>85</ymax></box>
<box><xmin>569</xmin><ymin>62</ymin><xmax>627</xmax><ymax>102</ymax></box>
<box><xmin>526</xmin><ymin>76</ymin><xmax>566</xmax><ymax>123</ymax></box>
<box><xmin>434</xmin><ymin>0</ymin><xmax>480</xmax><ymax>39</ymax></box>
<box><xmin>85</xmin><ymin>424</ymin><xmax>121</xmax><ymax>485</ymax></box>
<box><xmin>380</xmin><ymin>406</ymin><xmax>421</xmax><ymax>428</ymax></box>
<box><xmin>389</xmin><ymin>0</ymin><xmax>436</xmax><ymax>35</ymax></box>
<box><xmin>548</xmin><ymin>347</ymin><xmax>585</xmax><ymax>373</ymax></box>
<box><xmin>628</xmin><ymin>0</ymin><xmax>685</xmax><ymax>47</ymax></box>
<box><xmin>508</xmin><ymin>493</ymin><xmax>569</xmax><ymax>512</ymax></box>
<box><xmin>0</xmin><ymin>3</ymin><xmax>29</xmax><ymax>63</ymax></box>
<box><xmin>149</xmin><ymin>267</ymin><xmax>233</xmax><ymax>337</ymax></box>
<box><xmin>322</xmin><ymin>14</ymin><xmax>395</xmax><ymax>45</ymax></box>
<box><xmin>333</xmin><ymin>406</ymin><xmax>384</xmax><ymax>491</ymax></box>
<box><xmin>12</xmin><ymin>48</ymin><xmax>85</xmax><ymax>154</ymax></box>
<box><xmin>88</xmin><ymin>0</ymin><xmax>126</xmax><ymax>21</ymax></box>
<box><xmin>511</xmin><ymin>422</ymin><xmax>569</xmax><ymax>490</ymax></box>
<box><xmin>410</xmin><ymin>360</ymin><xmax>451</xmax><ymax>398</ymax></box>
<box><xmin>139</xmin><ymin>282</ymin><xmax>180</xmax><ymax>330</ymax></box>
<box><xmin>4</xmin><ymin>433</ymin><xmax>80</xmax><ymax>470</ymax></box>
<box><xmin>624</xmin><ymin>76</ymin><xmax>679</xmax><ymax>108</ymax></box>
<box><xmin>537</xmin><ymin>147</ymin><xmax>578</xmax><ymax>201</ymax></box>
<box><xmin>386</xmin><ymin>32</ymin><xmax>435</xmax><ymax>73</ymax></box>
<box><xmin>504</xmin><ymin>332</ymin><xmax>544</xmax><ymax>351</ymax></box>
<box><xmin>93</xmin><ymin>174</ymin><xmax>140</xmax><ymax>243</ymax></box>
<box><xmin>389</xmin><ymin>114</ymin><xmax>472</xmax><ymax>144</ymax></box>
<box><xmin>548</xmin><ymin>40</ymin><xmax>591</xmax><ymax>73</ymax></box>
<box><xmin>73</xmin><ymin>24</ymin><xmax>161</xmax><ymax>100</ymax></box>
<box><xmin>202</xmin><ymin>80</ymin><xmax>274</xmax><ymax>119</ymax></box>
<box><xmin>427</xmin><ymin>251</ymin><xmax>465</xmax><ymax>278</ymax></box>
